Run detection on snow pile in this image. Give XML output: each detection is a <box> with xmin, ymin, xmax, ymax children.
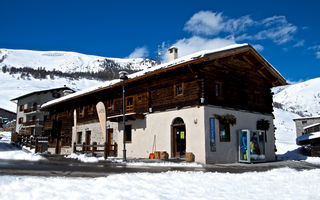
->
<box><xmin>0</xmin><ymin>168</ymin><xmax>319</xmax><ymax>200</ymax></box>
<box><xmin>65</xmin><ymin>153</ymin><xmax>105</xmax><ymax>163</ymax></box>
<box><xmin>273</xmin><ymin>77</ymin><xmax>320</xmax><ymax>117</ymax></box>
<box><xmin>0</xmin><ymin>132</ymin><xmax>44</xmax><ymax>161</ymax></box>
<box><xmin>0</xmin><ymin>48</ymin><xmax>155</xmax><ymax>73</ymax></box>
<box><xmin>66</xmin><ymin>153</ymin><xmax>202</xmax><ymax>167</ymax></box>
<box><xmin>127</xmin><ymin>161</ymin><xmax>202</xmax><ymax>168</ymax></box>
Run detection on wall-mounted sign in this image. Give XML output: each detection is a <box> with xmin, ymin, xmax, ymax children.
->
<box><xmin>209</xmin><ymin>117</ymin><xmax>216</xmax><ymax>152</ymax></box>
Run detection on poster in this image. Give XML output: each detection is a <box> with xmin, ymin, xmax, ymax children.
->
<box><xmin>209</xmin><ymin>117</ymin><xmax>216</xmax><ymax>152</ymax></box>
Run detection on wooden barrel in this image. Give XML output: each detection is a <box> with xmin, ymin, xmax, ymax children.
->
<box><xmin>154</xmin><ymin>151</ymin><xmax>160</xmax><ymax>159</ymax></box>
<box><xmin>186</xmin><ymin>152</ymin><xmax>195</xmax><ymax>162</ymax></box>
<box><xmin>160</xmin><ymin>151</ymin><xmax>168</xmax><ymax>160</ymax></box>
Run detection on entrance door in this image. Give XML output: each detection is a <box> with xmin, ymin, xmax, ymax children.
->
<box><xmin>107</xmin><ymin>128</ymin><xmax>113</xmax><ymax>152</ymax></box>
<box><xmin>172</xmin><ymin>117</ymin><xmax>186</xmax><ymax>157</ymax></box>
<box><xmin>85</xmin><ymin>131</ymin><xmax>91</xmax><ymax>151</ymax></box>
<box><xmin>53</xmin><ymin>120</ymin><xmax>62</xmax><ymax>154</ymax></box>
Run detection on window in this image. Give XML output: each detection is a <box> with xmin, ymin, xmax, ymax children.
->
<box><xmin>32</xmin><ymin>115</ymin><xmax>36</xmax><ymax>121</ymax></box>
<box><xmin>107</xmin><ymin>99</ymin><xmax>114</xmax><ymax>111</ymax></box>
<box><xmin>219</xmin><ymin>121</ymin><xmax>230</xmax><ymax>142</ymax></box>
<box><xmin>77</xmin><ymin>132</ymin><xmax>82</xmax><ymax>144</ymax></box>
<box><xmin>32</xmin><ymin>103</ymin><xmax>37</xmax><ymax>111</ymax></box>
<box><xmin>137</xmin><ymin>96</ymin><xmax>142</xmax><ymax>103</ymax></box>
<box><xmin>126</xmin><ymin>97</ymin><xmax>134</xmax><ymax>112</ymax></box>
<box><xmin>215</xmin><ymin>82</ymin><xmax>222</xmax><ymax>97</ymax></box>
<box><xmin>302</xmin><ymin>120</ymin><xmax>307</xmax><ymax>125</ymax></box>
<box><xmin>79</xmin><ymin>106</ymin><xmax>85</xmax><ymax>118</ymax></box>
<box><xmin>125</xmin><ymin>125</ymin><xmax>132</xmax><ymax>143</ymax></box>
<box><xmin>87</xmin><ymin>105</ymin><xmax>94</xmax><ymax>115</ymax></box>
<box><xmin>18</xmin><ymin>117</ymin><xmax>24</xmax><ymax>124</ymax></box>
<box><xmin>174</xmin><ymin>83</ymin><xmax>184</xmax><ymax>96</ymax></box>
<box><xmin>19</xmin><ymin>105</ymin><xmax>24</xmax><ymax>112</ymax></box>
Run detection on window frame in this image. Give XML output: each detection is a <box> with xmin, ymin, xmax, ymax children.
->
<box><xmin>174</xmin><ymin>83</ymin><xmax>184</xmax><ymax>97</ymax></box>
<box><xmin>126</xmin><ymin>96</ymin><xmax>134</xmax><ymax>113</ymax></box>
<box><xmin>18</xmin><ymin>117</ymin><xmax>24</xmax><ymax>124</ymax></box>
<box><xmin>219</xmin><ymin>121</ymin><xmax>231</xmax><ymax>142</ymax></box>
<box><xmin>19</xmin><ymin>105</ymin><xmax>24</xmax><ymax>112</ymax></box>
<box><xmin>215</xmin><ymin>82</ymin><xmax>222</xmax><ymax>97</ymax></box>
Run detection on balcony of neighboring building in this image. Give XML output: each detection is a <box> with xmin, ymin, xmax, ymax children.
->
<box><xmin>24</xmin><ymin>104</ymin><xmax>41</xmax><ymax>114</ymax></box>
<box><xmin>22</xmin><ymin>119</ymin><xmax>44</xmax><ymax>128</ymax></box>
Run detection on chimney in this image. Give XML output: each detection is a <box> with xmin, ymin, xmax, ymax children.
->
<box><xmin>168</xmin><ymin>46</ymin><xmax>178</xmax><ymax>62</ymax></box>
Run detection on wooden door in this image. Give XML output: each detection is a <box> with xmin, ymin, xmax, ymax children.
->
<box><xmin>107</xmin><ymin>128</ymin><xmax>113</xmax><ymax>152</ymax></box>
<box><xmin>85</xmin><ymin>131</ymin><xmax>91</xmax><ymax>151</ymax></box>
<box><xmin>172</xmin><ymin>125</ymin><xmax>186</xmax><ymax>157</ymax></box>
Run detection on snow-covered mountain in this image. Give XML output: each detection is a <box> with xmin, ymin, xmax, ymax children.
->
<box><xmin>273</xmin><ymin>77</ymin><xmax>320</xmax><ymax>117</ymax></box>
<box><xmin>0</xmin><ymin>48</ymin><xmax>156</xmax><ymax>73</ymax></box>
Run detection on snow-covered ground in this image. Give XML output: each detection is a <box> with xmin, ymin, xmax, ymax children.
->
<box><xmin>0</xmin><ymin>168</ymin><xmax>319</xmax><ymax>200</ymax></box>
<box><xmin>0</xmin><ymin>132</ymin><xmax>44</xmax><ymax>161</ymax></box>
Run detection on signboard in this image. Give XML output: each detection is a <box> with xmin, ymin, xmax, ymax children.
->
<box><xmin>96</xmin><ymin>102</ymin><xmax>107</xmax><ymax>143</ymax></box>
<box><xmin>209</xmin><ymin>117</ymin><xmax>216</xmax><ymax>152</ymax></box>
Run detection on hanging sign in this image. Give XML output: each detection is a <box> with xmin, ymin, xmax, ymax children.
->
<box><xmin>96</xmin><ymin>102</ymin><xmax>107</xmax><ymax>143</ymax></box>
<box><xmin>209</xmin><ymin>117</ymin><xmax>216</xmax><ymax>152</ymax></box>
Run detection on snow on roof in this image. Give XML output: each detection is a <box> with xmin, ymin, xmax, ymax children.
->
<box><xmin>293</xmin><ymin>116</ymin><xmax>320</xmax><ymax>121</ymax></box>
<box><xmin>11</xmin><ymin>86</ymin><xmax>73</xmax><ymax>101</ymax></box>
<box><xmin>303</xmin><ymin>123</ymin><xmax>320</xmax><ymax>130</ymax></box>
<box><xmin>296</xmin><ymin>131</ymin><xmax>320</xmax><ymax>145</ymax></box>
<box><xmin>42</xmin><ymin>43</ymin><xmax>283</xmax><ymax>109</ymax></box>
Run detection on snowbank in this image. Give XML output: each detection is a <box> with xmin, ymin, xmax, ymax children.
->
<box><xmin>66</xmin><ymin>153</ymin><xmax>202</xmax><ymax>167</ymax></box>
<box><xmin>0</xmin><ymin>132</ymin><xmax>44</xmax><ymax>161</ymax></box>
<box><xmin>0</xmin><ymin>168</ymin><xmax>319</xmax><ymax>200</ymax></box>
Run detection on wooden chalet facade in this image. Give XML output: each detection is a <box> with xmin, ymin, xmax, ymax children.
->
<box><xmin>42</xmin><ymin>44</ymin><xmax>286</xmax><ymax>163</ymax></box>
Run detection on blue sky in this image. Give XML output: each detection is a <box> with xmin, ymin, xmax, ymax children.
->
<box><xmin>1</xmin><ymin>0</ymin><xmax>319</xmax><ymax>82</ymax></box>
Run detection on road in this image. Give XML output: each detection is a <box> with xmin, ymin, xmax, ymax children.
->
<box><xmin>0</xmin><ymin>154</ymin><xmax>319</xmax><ymax>177</ymax></box>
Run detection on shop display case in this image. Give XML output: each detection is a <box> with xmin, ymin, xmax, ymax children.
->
<box><xmin>239</xmin><ymin>129</ymin><xmax>266</xmax><ymax>163</ymax></box>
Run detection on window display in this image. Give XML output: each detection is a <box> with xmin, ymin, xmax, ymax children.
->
<box><xmin>239</xmin><ymin>129</ymin><xmax>266</xmax><ymax>163</ymax></box>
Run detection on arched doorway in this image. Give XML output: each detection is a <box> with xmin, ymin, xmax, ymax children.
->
<box><xmin>172</xmin><ymin>117</ymin><xmax>186</xmax><ymax>157</ymax></box>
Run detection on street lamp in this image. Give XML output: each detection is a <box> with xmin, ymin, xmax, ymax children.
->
<box><xmin>119</xmin><ymin>71</ymin><xmax>128</xmax><ymax>161</ymax></box>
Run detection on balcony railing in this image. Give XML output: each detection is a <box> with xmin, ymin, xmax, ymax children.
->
<box><xmin>24</xmin><ymin>105</ymin><xmax>41</xmax><ymax>113</ymax></box>
<box><xmin>23</xmin><ymin>120</ymin><xmax>44</xmax><ymax>127</ymax></box>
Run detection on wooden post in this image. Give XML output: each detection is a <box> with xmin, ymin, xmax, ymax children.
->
<box><xmin>82</xmin><ymin>142</ymin><xmax>85</xmax><ymax>154</ymax></box>
<box><xmin>35</xmin><ymin>138</ymin><xmax>38</xmax><ymax>153</ymax></box>
<box><xmin>104</xmin><ymin>142</ymin><xmax>108</xmax><ymax>159</ymax></box>
<box><xmin>73</xmin><ymin>142</ymin><xmax>76</xmax><ymax>153</ymax></box>
<box><xmin>92</xmin><ymin>142</ymin><xmax>97</xmax><ymax>157</ymax></box>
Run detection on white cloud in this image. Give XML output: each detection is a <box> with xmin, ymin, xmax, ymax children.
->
<box><xmin>184</xmin><ymin>11</ymin><xmax>254</xmax><ymax>36</ymax></box>
<box><xmin>316</xmin><ymin>52</ymin><xmax>320</xmax><ymax>59</ymax></box>
<box><xmin>127</xmin><ymin>46</ymin><xmax>149</xmax><ymax>58</ymax></box>
<box><xmin>252</xmin><ymin>44</ymin><xmax>264</xmax><ymax>51</ymax></box>
<box><xmin>184</xmin><ymin>11</ymin><xmax>224</xmax><ymax>35</ymax></box>
<box><xmin>236</xmin><ymin>16</ymin><xmax>297</xmax><ymax>45</ymax></box>
<box><xmin>160</xmin><ymin>36</ymin><xmax>236</xmax><ymax>61</ymax></box>
<box><xmin>293</xmin><ymin>40</ymin><xmax>305</xmax><ymax>47</ymax></box>
<box><xmin>184</xmin><ymin>11</ymin><xmax>298</xmax><ymax>46</ymax></box>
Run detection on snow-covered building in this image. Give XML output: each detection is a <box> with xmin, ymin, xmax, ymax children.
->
<box><xmin>11</xmin><ymin>87</ymin><xmax>74</xmax><ymax>136</ymax></box>
<box><xmin>42</xmin><ymin>44</ymin><xmax>286</xmax><ymax>163</ymax></box>
<box><xmin>293</xmin><ymin>116</ymin><xmax>320</xmax><ymax>137</ymax></box>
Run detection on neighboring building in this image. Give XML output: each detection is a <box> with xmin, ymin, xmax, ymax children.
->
<box><xmin>293</xmin><ymin>116</ymin><xmax>320</xmax><ymax>137</ymax></box>
<box><xmin>11</xmin><ymin>87</ymin><xmax>74</xmax><ymax>136</ymax></box>
<box><xmin>0</xmin><ymin>108</ymin><xmax>16</xmax><ymax>123</ymax></box>
<box><xmin>42</xmin><ymin>44</ymin><xmax>286</xmax><ymax>163</ymax></box>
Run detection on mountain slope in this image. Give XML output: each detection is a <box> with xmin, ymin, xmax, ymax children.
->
<box><xmin>0</xmin><ymin>48</ymin><xmax>156</xmax><ymax>73</ymax></box>
<box><xmin>273</xmin><ymin>77</ymin><xmax>320</xmax><ymax>117</ymax></box>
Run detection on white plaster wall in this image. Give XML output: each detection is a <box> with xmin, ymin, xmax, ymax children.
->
<box><xmin>108</xmin><ymin>107</ymin><xmax>206</xmax><ymax>163</ymax></box>
<box><xmin>204</xmin><ymin>106</ymin><xmax>275</xmax><ymax>163</ymax></box>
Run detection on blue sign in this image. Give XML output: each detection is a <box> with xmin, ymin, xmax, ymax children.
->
<box><xmin>209</xmin><ymin>117</ymin><xmax>216</xmax><ymax>152</ymax></box>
